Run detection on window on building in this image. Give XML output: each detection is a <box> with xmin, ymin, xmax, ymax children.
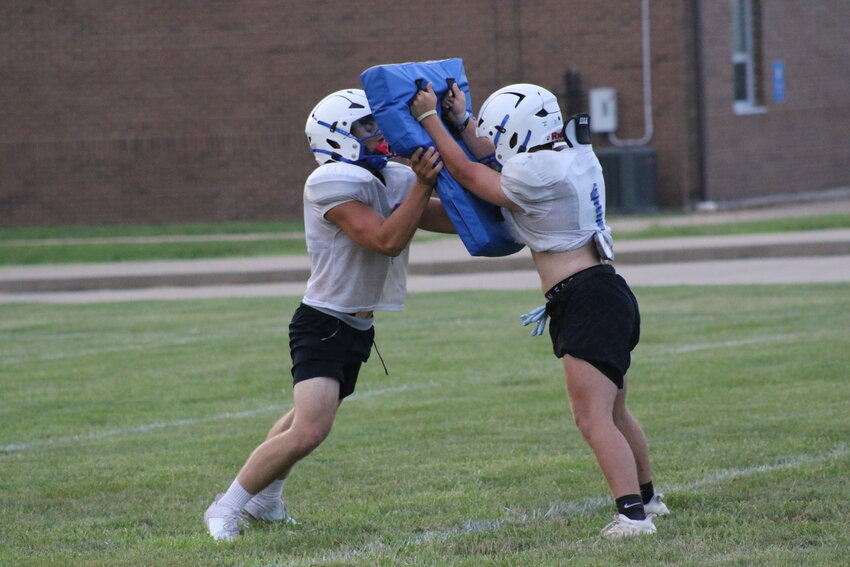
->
<box><xmin>731</xmin><ymin>0</ymin><xmax>765</xmax><ymax>114</ymax></box>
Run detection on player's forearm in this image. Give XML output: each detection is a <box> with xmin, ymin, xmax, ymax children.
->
<box><xmin>419</xmin><ymin>198</ymin><xmax>457</xmax><ymax>234</ymax></box>
<box><xmin>419</xmin><ymin>115</ymin><xmax>478</xmax><ymax>187</ymax></box>
<box><xmin>459</xmin><ymin>126</ymin><xmax>495</xmax><ymax>161</ymax></box>
<box><xmin>375</xmin><ymin>181</ymin><xmax>433</xmax><ymax>256</ymax></box>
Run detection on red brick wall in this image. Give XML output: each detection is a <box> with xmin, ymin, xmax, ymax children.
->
<box><xmin>2</xmin><ymin>1</ymin><xmax>847</xmax><ymax>227</ymax></box>
<box><xmin>698</xmin><ymin>0</ymin><xmax>850</xmax><ymax>204</ymax></box>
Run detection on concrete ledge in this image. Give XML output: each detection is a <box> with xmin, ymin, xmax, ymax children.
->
<box><xmin>1</xmin><ymin>229</ymin><xmax>848</xmax><ymax>294</ymax></box>
<box><xmin>0</xmin><ymin>269</ymin><xmax>313</xmax><ymax>293</ymax></box>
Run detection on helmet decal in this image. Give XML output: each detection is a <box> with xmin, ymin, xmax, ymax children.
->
<box><xmin>502</xmin><ymin>91</ymin><xmax>527</xmax><ymax>107</ymax></box>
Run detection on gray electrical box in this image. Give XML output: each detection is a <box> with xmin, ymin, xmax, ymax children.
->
<box><xmin>595</xmin><ymin>146</ymin><xmax>658</xmax><ymax>214</ymax></box>
<box><xmin>588</xmin><ymin>88</ymin><xmax>618</xmax><ymax>133</ymax></box>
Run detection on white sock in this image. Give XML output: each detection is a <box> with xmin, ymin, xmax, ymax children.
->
<box><xmin>255</xmin><ymin>478</ymin><xmax>286</xmax><ymax>502</ymax></box>
<box><xmin>218</xmin><ymin>479</ymin><xmax>254</xmax><ymax>512</ymax></box>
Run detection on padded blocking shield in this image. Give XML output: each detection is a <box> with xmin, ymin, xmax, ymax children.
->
<box><xmin>360</xmin><ymin>59</ymin><xmax>523</xmax><ymax>257</ymax></box>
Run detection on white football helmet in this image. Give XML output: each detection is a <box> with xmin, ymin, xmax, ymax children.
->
<box><xmin>476</xmin><ymin>84</ymin><xmax>564</xmax><ymax>167</ymax></box>
<box><xmin>305</xmin><ymin>89</ymin><xmax>388</xmax><ymax>168</ymax></box>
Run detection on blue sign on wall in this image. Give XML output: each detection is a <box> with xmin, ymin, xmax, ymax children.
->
<box><xmin>773</xmin><ymin>60</ymin><xmax>785</xmax><ymax>103</ymax></box>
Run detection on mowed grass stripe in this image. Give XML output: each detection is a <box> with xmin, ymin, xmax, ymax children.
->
<box><xmin>298</xmin><ymin>444</ymin><xmax>849</xmax><ymax>566</ymax></box>
<box><xmin>0</xmin><ymin>326</ymin><xmax>837</xmax><ymax>453</ymax></box>
<box><xmin>1</xmin><ymin>384</ymin><xmax>431</xmax><ymax>453</ymax></box>
<box><xmin>1</xmin><ymin>285</ymin><xmax>848</xmax><ymax>567</ymax></box>
<box><xmin>1</xmin><ymin>324</ymin><xmax>841</xmax><ymax>453</ymax></box>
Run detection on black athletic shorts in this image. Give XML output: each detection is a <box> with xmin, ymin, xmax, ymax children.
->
<box><xmin>544</xmin><ymin>264</ymin><xmax>640</xmax><ymax>389</ymax></box>
<box><xmin>289</xmin><ymin>303</ymin><xmax>374</xmax><ymax>399</ymax></box>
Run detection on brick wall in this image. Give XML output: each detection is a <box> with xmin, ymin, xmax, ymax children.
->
<box><xmin>2</xmin><ymin>1</ymin><xmax>847</xmax><ymax>227</ymax></box>
<box><xmin>699</xmin><ymin>0</ymin><xmax>850</xmax><ymax>204</ymax></box>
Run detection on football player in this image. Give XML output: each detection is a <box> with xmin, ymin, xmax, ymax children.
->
<box><xmin>412</xmin><ymin>81</ymin><xmax>669</xmax><ymax>538</ymax></box>
<box><xmin>204</xmin><ymin>88</ymin><xmax>453</xmax><ymax>540</ymax></box>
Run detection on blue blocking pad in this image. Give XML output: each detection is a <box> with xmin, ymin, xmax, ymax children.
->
<box><xmin>360</xmin><ymin>59</ymin><xmax>523</xmax><ymax>257</ymax></box>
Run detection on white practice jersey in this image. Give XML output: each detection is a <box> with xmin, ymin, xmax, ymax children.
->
<box><xmin>499</xmin><ymin>145</ymin><xmax>613</xmax><ymax>253</ymax></box>
<box><xmin>302</xmin><ymin>161</ymin><xmax>416</xmax><ymax>312</ymax></box>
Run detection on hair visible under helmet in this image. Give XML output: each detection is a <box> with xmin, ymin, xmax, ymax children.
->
<box><xmin>305</xmin><ymin>89</ymin><xmax>389</xmax><ymax>170</ymax></box>
<box><xmin>476</xmin><ymin>83</ymin><xmax>564</xmax><ymax>168</ymax></box>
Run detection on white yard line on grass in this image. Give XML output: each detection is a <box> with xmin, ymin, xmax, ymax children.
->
<box><xmin>306</xmin><ymin>444</ymin><xmax>849</xmax><ymax>565</ymax></box>
<box><xmin>3</xmin><ymin>356</ymin><xmax>847</xmax><ymax>560</ymax></box>
<box><xmin>0</xmin><ymin>405</ymin><xmax>288</xmax><ymax>453</ymax></box>
<box><xmin>0</xmin><ymin>335</ymin><xmax>212</xmax><ymax>367</ymax></box>
<box><xmin>0</xmin><ymin>328</ymin><xmax>839</xmax><ymax>450</ymax></box>
<box><xmin>0</xmin><ymin>384</ymin><xmax>426</xmax><ymax>453</ymax></box>
<box><xmin>643</xmin><ymin>332</ymin><xmax>819</xmax><ymax>357</ymax></box>
<box><xmin>0</xmin><ymin>324</ymin><xmax>291</xmax><ymax>367</ymax></box>
<box><xmin>3</xmin><ymin>327</ymin><xmax>835</xmax><ymax>369</ymax></box>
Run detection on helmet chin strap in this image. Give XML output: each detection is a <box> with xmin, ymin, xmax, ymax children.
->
<box><xmin>311</xmin><ymin>148</ymin><xmax>390</xmax><ymax>170</ymax></box>
<box><xmin>517</xmin><ymin>130</ymin><xmax>532</xmax><ymax>154</ymax></box>
<box><xmin>356</xmin><ymin>154</ymin><xmax>390</xmax><ymax>170</ymax></box>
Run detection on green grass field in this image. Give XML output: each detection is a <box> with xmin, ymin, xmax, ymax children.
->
<box><xmin>1</xmin><ymin>286</ymin><xmax>848</xmax><ymax>566</ymax></box>
<box><xmin>1</xmin><ymin>214</ymin><xmax>847</xmax><ymax>264</ymax></box>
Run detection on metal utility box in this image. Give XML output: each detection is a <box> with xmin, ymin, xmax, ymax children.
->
<box><xmin>595</xmin><ymin>146</ymin><xmax>658</xmax><ymax>214</ymax></box>
<box><xmin>588</xmin><ymin>88</ymin><xmax>618</xmax><ymax>133</ymax></box>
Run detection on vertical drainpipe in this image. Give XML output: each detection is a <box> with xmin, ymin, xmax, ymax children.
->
<box><xmin>609</xmin><ymin>0</ymin><xmax>654</xmax><ymax>146</ymax></box>
<box><xmin>514</xmin><ymin>0</ymin><xmax>523</xmax><ymax>82</ymax></box>
<box><xmin>691</xmin><ymin>0</ymin><xmax>709</xmax><ymax>206</ymax></box>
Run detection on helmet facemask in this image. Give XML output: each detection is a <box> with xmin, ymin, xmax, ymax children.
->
<box><xmin>351</xmin><ymin>115</ymin><xmax>393</xmax><ymax>169</ymax></box>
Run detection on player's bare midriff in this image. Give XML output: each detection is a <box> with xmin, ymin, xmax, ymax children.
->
<box><xmin>531</xmin><ymin>241</ymin><xmax>602</xmax><ymax>293</ymax></box>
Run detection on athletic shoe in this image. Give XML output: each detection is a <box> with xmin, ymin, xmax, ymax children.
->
<box><xmin>599</xmin><ymin>514</ymin><xmax>657</xmax><ymax>539</ymax></box>
<box><xmin>204</xmin><ymin>494</ymin><xmax>242</xmax><ymax>541</ymax></box>
<box><xmin>242</xmin><ymin>496</ymin><xmax>300</xmax><ymax>524</ymax></box>
<box><xmin>644</xmin><ymin>492</ymin><xmax>670</xmax><ymax>516</ymax></box>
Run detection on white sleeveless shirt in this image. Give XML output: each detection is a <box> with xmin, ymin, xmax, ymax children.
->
<box><xmin>301</xmin><ymin>161</ymin><xmax>415</xmax><ymax>312</ymax></box>
<box><xmin>499</xmin><ymin>145</ymin><xmax>613</xmax><ymax>253</ymax></box>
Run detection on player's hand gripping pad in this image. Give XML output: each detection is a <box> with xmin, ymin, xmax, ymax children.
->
<box><xmin>360</xmin><ymin>59</ymin><xmax>524</xmax><ymax>257</ymax></box>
